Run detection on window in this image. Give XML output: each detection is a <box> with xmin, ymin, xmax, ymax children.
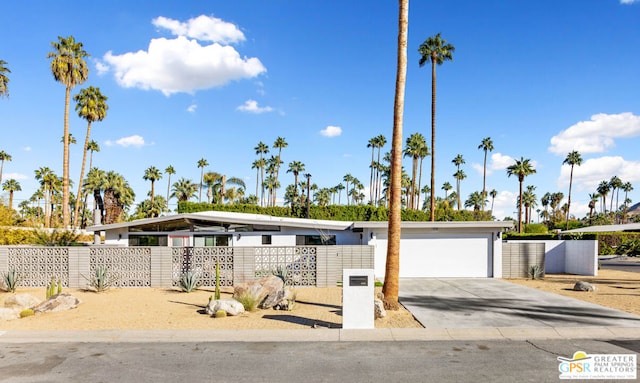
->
<box><xmin>194</xmin><ymin>235</ymin><xmax>231</xmax><ymax>247</ymax></box>
<box><xmin>296</xmin><ymin>235</ymin><xmax>336</xmax><ymax>246</ymax></box>
<box><xmin>128</xmin><ymin>235</ymin><xmax>167</xmax><ymax>246</ymax></box>
<box><xmin>262</xmin><ymin>235</ymin><xmax>272</xmax><ymax>245</ymax></box>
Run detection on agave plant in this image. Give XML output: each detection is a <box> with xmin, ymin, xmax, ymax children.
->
<box><xmin>2</xmin><ymin>269</ymin><xmax>19</xmax><ymax>293</ymax></box>
<box><xmin>178</xmin><ymin>271</ymin><xmax>201</xmax><ymax>293</ymax></box>
<box><xmin>84</xmin><ymin>265</ymin><xmax>117</xmax><ymax>292</ymax></box>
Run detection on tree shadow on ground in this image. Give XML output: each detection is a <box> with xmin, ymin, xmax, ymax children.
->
<box><xmin>262</xmin><ymin>314</ymin><xmax>341</xmax><ymax>328</ymax></box>
<box><xmin>399</xmin><ymin>295</ymin><xmax>640</xmax><ymax>326</ymax></box>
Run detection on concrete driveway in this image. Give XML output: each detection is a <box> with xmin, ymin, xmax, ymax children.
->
<box><xmin>399</xmin><ymin>278</ymin><xmax>640</xmax><ymax>329</ymax></box>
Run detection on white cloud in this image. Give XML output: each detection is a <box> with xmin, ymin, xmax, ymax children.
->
<box><xmin>3</xmin><ymin>172</ymin><xmax>28</xmax><ymax>180</ymax></box>
<box><xmin>100</xmin><ymin>15</ymin><xmax>266</xmax><ymax>96</ymax></box>
<box><xmin>236</xmin><ymin>99</ymin><xmax>273</xmax><ymax>114</ymax></box>
<box><xmin>549</xmin><ymin>112</ymin><xmax>640</xmax><ymax>155</ymax></box>
<box><xmin>95</xmin><ymin>60</ymin><xmax>109</xmax><ymax>75</ymax></box>
<box><xmin>490</xmin><ymin>190</ymin><xmax>518</xmax><ymax>221</ymax></box>
<box><xmin>23</xmin><ymin>146</ymin><xmax>31</xmax><ymax>152</ymax></box>
<box><xmin>557</xmin><ymin>156</ymin><xmax>640</xmax><ymax>191</ymax></box>
<box><xmin>472</xmin><ymin>153</ymin><xmax>515</xmax><ymax>176</ymax></box>
<box><xmin>320</xmin><ymin>125</ymin><xmax>342</xmax><ymax>137</ymax></box>
<box><xmin>152</xmin><ymin>15</ymin><xmax>245</xmax><ymax>44</ymax></box>
<box><xmin>187</xmin><ymin>104</ymin><xmax>197</xmax><ymax>113</ymax></box>
<box><xmin>105</xmin><ymin>135</ymin><xmax>145</xmax><ymax>148</ymax></box>
<box><xmin>621</xmin><ymin>0</ymin><xmax>638</xmax><ymax>4</ymax></box>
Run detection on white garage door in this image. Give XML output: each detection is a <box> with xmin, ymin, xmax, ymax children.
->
<box><xmin>375</xmin><ymin>233</ymin><xmax>492</xmax><ymax>278</ymax></box>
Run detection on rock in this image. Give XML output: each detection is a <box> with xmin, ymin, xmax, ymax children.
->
<box><xmin>573</xmin><ymin>281</ymin><xmax>596</xmax><ymax>292</ymax></box>
<box><xmin>205</xmin><ymin>299</ymin><xmax>245</xmax><ymax>316</ymax></box>
<box><xmin>33</xmin><ymin>293</ymin><xmax>81</xmax><ymax>313</ymax></box>
<box><xmin>374</xmin><ymin>299</ymin><xmax>386</xmax><ymax>319</ymax></box>
<box><xmin>234</xmin><ymin>275</ymin><xmax>287</xmax><ymax>309</ymax></box>
<box><xmin>0</xmin><ymin>307</ymin><xmax>19</xmax><ymax>321</ymax></box>
<box><xmin>3</xmin><ymin>293</ymin><xmax>41</xmax><ymax>311</ymax></box>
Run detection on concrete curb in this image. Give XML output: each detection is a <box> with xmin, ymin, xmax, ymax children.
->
<box><xmin>1</xmin><ymin>327</ymin><xmax>639</xmax><ymax>343</ymax></box>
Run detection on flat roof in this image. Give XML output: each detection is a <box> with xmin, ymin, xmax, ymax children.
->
<box><xmin>561</xmin><ymin>223</ymin><xmax>640</xmax><ymax>233</ymax></box>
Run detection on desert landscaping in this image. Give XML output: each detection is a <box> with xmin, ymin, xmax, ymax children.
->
<box><xmin>1</xmin><ymin>268</ymin><xmax>638</xmax><ymax>331</ymax></box>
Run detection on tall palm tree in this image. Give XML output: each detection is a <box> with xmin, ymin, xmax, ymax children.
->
<box><xmin>452</xmin><ymin>154</ymin><xmax>465</xmax><ymax>211</ymax></box>
<box><xmin>143</xmin><ymin>166</ymin><xmax>162</xmax><ymax>217</ymax></box>
<box><xmin>442</xmin><ymin>181</ymin><xmax>452</xmax><ymax>199</ymax></box>
<box><xmin>0</xmin><ymin>60</ymin><xmax>10</xmax><ymax>98</ymax></box>
<box><xmin>478</xmin><ymin>137</ymin><xmax>494</xmax><ymax>211</ymax></box>
<box><xmin>83</xmin><ymin>167</ymin><xmax>106</xmax><ymax>226</ymax></box>
<box><xmin>2</xmin><ymin>179</ymin><xmax>21</xmax><ymax>212</ymax></box>
<box><xmin>164</xmin><ymin>165</ymin><xmax>175</xmax><ymax>209</ymax></box>
<box><xmin>507</xmin><ymin>157</ymin><xmax>536</xmax><ymax>233</ymax></box>
<box><xmin>489</xmin><ymin>189</ymin><xmax>498</xmax><ymax>212</ymax></box>
<box><xmin>609</xmin><ymin>175</ymin><xmax>623</xmax><ymax>222</ymax></box>
<box><xmin>419</xmin><ymin>33</ymin><xmax>455</xmax><ymax>221</ymax></box>
<box><xmin>622</xmin><ymin>182</ymin><xmax>634</xmax><ymax>208</ymax></box>
<box><xmin>374</xmin><ymin>135</ymin><xmax>387</xmax><ymax>204</ymax></box>
<box><xmin>522</xmin><ymin>185</ymin><xmax>537</xmax><ymax>225</ymax></box>
<box><xmin>343</xmin><ymin>173</ymin><xmax>354</xmax><ymax>205</ymax></box>
<box><xmin>382</xmin><ymin>0</ymin><xmax>408</xmax><ymax>310</ymax></box>
<box><xmin>72</xmin><ymin>86</ymin><xmax>108</xmax><ymax>228</ymax></box>
<box><xmin>197</xmin><ymin>158</ymin><xmax>208</xmax><ymax>202</ymax></box>
<box><xmin>597</xmin><ymin>180</ymin><xmax>610</xmax><ymax>214</ymax></box>
<box><xmin>562</xmin><ymin>150</ymin><xmax>582</xmax><ymax>229</ymax></box>
<box><xmin>48</xmin><ymin>35</ymin><xmax>90</xmax><ymax>228</ymax></box>
<box><xmin>303</xmin><ymin>173</ymin><xmax>312</xmax><ymax>218</ymax></box>
<box><xmin>251</xmin><ymin>159</ymin><xmax>263</xmax><ymax>205</ymax></box>
<box><xmin>403</xmin><ymin>132</ymin><xmax>428</xmax><ymax>210</ymax></box>
<box><xmin>103</xmin><ymin>171</ymin><xmax>134</xmax><ymax>224</ymax></box>
<box><xmin>273</xmin><ymin>136</ymin><xmax>288</xmax><ymax>204</ymax></box>
<box><xmin>0</xmin><ymin>150</ymin><xmax>12</xmax><ymax>186</ymax></box>
<box><xmin>203</xmin><ymin>171</ymin><xmax>222</xmax><ymax>203</ymax></box>
<box><xmin>254</xmin><ymin>142</ymin><xmax>269</xmax><ymax>206</ymax></box>
<box><xmin>287</xmin><ymin>160</ymin><xmax>305</xmax><ymax>208</ymax></box>
<box><xmin>367</xmin><ymin>137</ymin><xmax>377</xmax><ymax>202</ymax></box>
<box><xmin>86</xmin><ymin>140</ymin><xmax>100</xmax><ymax>169</ymax></box>
<box><xmin>588</xmin><ymin>193</ymin><xmax>599</xmax><ymax>222</ymax></box>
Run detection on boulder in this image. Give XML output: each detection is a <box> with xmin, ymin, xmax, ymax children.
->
<box><xmin>33</xmin><ymin>293</ymin><xmax>81</xmax><ymax>313</ymax></box>
<box><xmin>0</xmin><ymin>307</ymin><xmax>19</xmax><ymax>321</ymax></box>
<box><xmin>234</xmin><ymin>275</ymin><xmax>287</xmax><ymax>309</ymax></box>
<box><xmin>205</xmin><ymin>299</ymin><xmax>245</xmax><ymax>316</ymax></box>
<box><xmin>374</xmin><ymin>298</ymin><xmax>386</xmax><ymax>319</ymax></box>
<box><xmin>3</xmin><ymin>293</ymin><xmax>41</xmax><ymax>311</ymax></box>
<box><xmin>573</xmin><ymin>281</ymin><xmax>596</xmax><ymax>292</ymax></box>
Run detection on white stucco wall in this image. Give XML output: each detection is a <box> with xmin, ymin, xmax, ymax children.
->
<box><xmin>507</xmin><ymin>240</ymin><xmax>598</xmax><ymax>276</ymax></box>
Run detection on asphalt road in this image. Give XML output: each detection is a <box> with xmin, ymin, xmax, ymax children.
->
<box><xmin>600</xmin><ymin>257</ymin><xmax>640</xmax><ymax>273</ymax></box>
<box><xmin>1</xmin><ymin>339</ymin><xmax>638</xmax><ymax>383</ymax></box>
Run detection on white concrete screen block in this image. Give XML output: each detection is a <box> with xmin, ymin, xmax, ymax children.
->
<box><xmin>342</xmin><ymin>269</ymin><xmax>375</xmax><ymax>329</ymax></box>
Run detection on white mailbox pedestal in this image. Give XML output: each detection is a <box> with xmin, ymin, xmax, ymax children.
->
<box><xmin>342</xmin><ymin>269</ymin><xmax>374</xmax><ymax>329</ymax></box>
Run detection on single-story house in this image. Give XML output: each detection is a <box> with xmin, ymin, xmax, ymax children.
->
<box><xmin>87</xmin><ymin>211</ymin><xmax>513</xmax><ymax>279</ymax></box>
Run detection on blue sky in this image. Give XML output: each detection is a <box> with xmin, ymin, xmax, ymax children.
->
<box><xmin>1</xmin><ymin>0</ymin><xmax>639</xmax><ymax>221</ymax></box>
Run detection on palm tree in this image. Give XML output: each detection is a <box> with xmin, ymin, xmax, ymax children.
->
<box><xmin>609</xmin><ymin>175</ymin><xmax>623</xmax><ymax>222</ymax></box>
<box><xmin>2</xmin><ymin>179</ymin><xmax>21</xmax><ymax>212</ymax></box>
<box><xmin>287</xmin><ymin>160</ymin><xmax>305</xmax><ymax>208</ymax></box>
<box><xmin>0</xmin><ymin>60</ymin><xmax>10</xmax><ymax>98</ymax></box>
<box><xmin>419</xmin><ymin>33</ymin><xmax>455</xmax><ymax>221</ymax></box>
<box><xmin>164</xmin><ymin>165</ymin><xmax>175</xmax><ymax>210</ymax></box>
<box><xmin>0</xmin><ymin>150</ymin><xmax>12</xmax><ymax>186</ymax></box>
<box><xmin>403</xmin><ymin>132</ymin><xmax>428</xmax><ymax>210</ymax></box>
<box><xmin>197</xmin><ymin>158</ymin><xmax>208</xmax><ymax>202</ymax></box>
<box><xmin>343</xmin><ymin>173</ymin><xmax>354</xmax><ymax>205</ymax></box>
<box><xmin>273</xmin><ymin>136</ymin><xmax>288</xmax><ymax>204</ymax></box>
<box><xmin>83</xmin><ymin>167</ymin><xmax>106</xmax><ymax>226</ymax></box>
<box><xmin>103</xmin><ymin>171</ymin><xmax>134</xmax><ymax>224</ymax></box>
<box><xmin>522</xmin><ymin>185</ymin><xmax>537</xmax><ymax>225</ymax></box>
<box><xmin>452</xmin><ymin>154</ymin><xmax>465</xmax><ymax>211</ymax></box>
<box><xmin>562</xmin><ymin>150</ymin><xmax>582</xmax><ymax>229</ymax></box>
<box><xmin>143</xmin><ymin>166</ymin><xmax>162</xmax><ymax>217</ymax></box>
<box><xmin>506</xmin><ymin>157</ymin><xmax>536</xmax><ymax>233</ymax></box>
<box><xmin>374</xmin><ymin>135</ymin><xmax>387</xmax><ymax>204</ymax></box>
<box><xmin>464</xmin><ymin>191</ymin><xmax>485</xmax><ymax>211</ymax></box>
<box><xmin>72</xmin><ymin>86</ymin><xmax>108</xmax><ymax>228</ymax></box>
<box><xmin>597</xmin><ymin>180</ymin><xmax>610</xmax><ymax>214</ymax></box>
<box><xmin>588</xmin><ymin>193</ymin><xmax>599</xmax><ymax>222</ymax></box>
<box><xmin>254</xmin><ymin>142</ymin><xmax>269</xmax><ymax>206</ymax></box>
<box><xmin>489</xmin><ymin>189</ymin><xmax>498</xmax><ymax>212</ymax></box>
<box><xmin>48</xmin><ymin>35</ymin><xmax>90</xmax><ymax>228</ymax></box>
<box><xmin>367</xmin><ymin>137</ymin><xmax>377</xmax><ymax>202</ymax></box>
<box><xmin>442</xmin><ymin>181</ymin><xmax>452</xmax><ymax>199</ymax></box>
<box><xmin>35</xmin><ymin>167</ymin><xmax>56</xmax><ymax>227</ymax></box>
<box><xmin>382</xmin><ymin>0</ymin><xmax>408</xmax><ymax>310</ymax></box>
<box><xmin>171</xmin><ymin>178</ymin><xmax>198</xmax><ymax>203</ymax></box>
<box><xmin>622</xmin><ymin>182</ymin><xmax>633</xmax><ymax>211</ymax></box>
<box><xmin>478</xmin><ymin>137</ymin><xmax>494</xmax><ymax>211</ymax></box>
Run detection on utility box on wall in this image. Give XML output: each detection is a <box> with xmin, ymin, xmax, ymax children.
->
<box><xmin>342</xmin><ymin>269</ymin><xmax>374</xmax><ymax>329</ymax></box>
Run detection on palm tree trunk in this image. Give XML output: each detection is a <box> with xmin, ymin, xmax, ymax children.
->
<box><xmin>73</xmin><ymin>121</ymin><xmax>92</xmax><ymax>228</ymax></box>
<box><xmin>429</xmin><ymin>57</ymin><xmax>437</xmax><ymax>221</ymax></box>
<box><xmin>518</xmin><ymin>179</ymin><xmax>523</xmax><ymax>233</ymax></box>
<box><xmin>382</xmin><ymin>0</ymin><xmax>407</xmax><ymax>310</ymax></box>
<box><xmin>565</xmin><ymin>166</ymin><xmax>573</xmax><ymax>230</ymax></box>
<box><xmin>62</xmin><ymin>86</ymin><xmax>71</xmax><ymax>228</ymax></box>
<box><xmin>482</xmin><ymin>151</ymin><xmax>487</xmax><ymax>211</ymax></box>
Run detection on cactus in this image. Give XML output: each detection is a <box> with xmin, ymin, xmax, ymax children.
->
<box><xmin>57</xmin><ymin>279</ymin><xmax>63</xmax><ymax>295</ymax></box>
<box><xmin>214</xmin><ymin>263</ymin><xmax>221</xmax><ymax>300</ymax></box>
<box><xmin>19</xmin><ymin>309</ymin><xmax>35</xmax><ymax>318</ymax></box>
<box><xmin>46</xmin><ymin>277</ymin><xmax>56</xmax><ymax>299</ymax></box>
<box><xmin>178</xmin><ymin>271</ymin><xmax>200</xmax><ymax>293</ymax></box>
<box><xmin>2</xmin><ymin>269</ymin><xmax>19</xmax><ymax>293</ymax></box>
<box><xmin>215</xmin><ymin>309</ymin><xmax>227</xmax><ymax>318</ymax></box>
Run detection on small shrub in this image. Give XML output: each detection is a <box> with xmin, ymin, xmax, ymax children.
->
<box><xmin>19</xmin><ymin>309</ymin><xmax>34</xmax><ymax>318</ymax></box>
<box><xmin>235</xmin><ymin>291</ymin><xmax>259</xmax><ymax>312</ymax></box>
<box><xmin>528</xmin><ymin>265</ymin><xmax>543</xmax><ymax>280</ymax></box>
<box><xmin>83</xmin><ymin>265</ymin><xmax>117</xmax><ymax>292</ymax></box>
<box><xmin>178</xmin><ymin>271</ymin><xmax>201</xmax><ymax>293</ymax></box>
<box><xmin>2</xmin><ymin>269</ymin><xmax>19</xmax><ymax>293</ymax></box>
<box><xmin>215</xmin><ymin>309</ymin><xmax>227</xmax><ymax>318</ymax></box>
<box><xmin>33</xmin><ymin>229</ymin><xmax>80</xmax><ymax>246</ymax></box>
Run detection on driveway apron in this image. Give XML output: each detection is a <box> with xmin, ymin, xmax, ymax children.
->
<box><xmin>399</xmin><ymin>278</ymin><xmax>640</xmax><ymax>329</ymax></box>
